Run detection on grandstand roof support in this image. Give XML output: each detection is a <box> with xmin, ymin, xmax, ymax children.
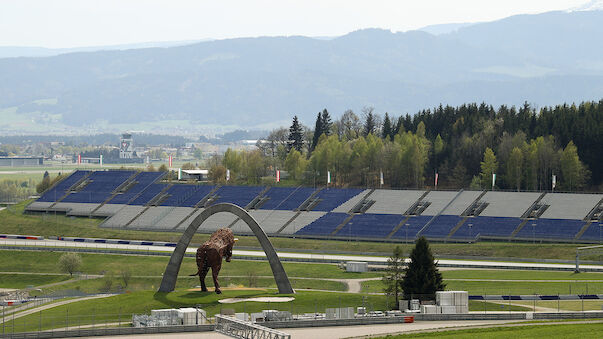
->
<box><xmin>158</xmin><ymin>203</ymin><xmax>294</xmax><ymax>294</ymax></box>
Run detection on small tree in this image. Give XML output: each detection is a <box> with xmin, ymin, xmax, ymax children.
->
<box><xmin>120</xmin><ymin>269</ymin><xmax>132</xmax><ymax>288</ymax></box>
<box><xmin>382</xmin><ymin>246</ymin><xmax>405</xmax><ymax>309</ymax></box>
<box><xmin>58</xmin><ymin>253</ymin><xmax>82</xmax><ymax>277</ymax></box>
<box><xmin>401</xmin><ymin>237</ymin><xmax>445</xmax><ymax>300</ymax></box>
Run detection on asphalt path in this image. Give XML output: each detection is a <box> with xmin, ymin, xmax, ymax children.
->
<box><xmin>2</xmin><ymin>238</ymin><xmax>602</xmax><ymax>271</ymax></box>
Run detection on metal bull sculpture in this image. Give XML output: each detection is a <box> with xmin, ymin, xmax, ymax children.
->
<box><xmin>190</xmin><ymin>228</ymin><xmax>238</xmax><ymax>294</ymax></box>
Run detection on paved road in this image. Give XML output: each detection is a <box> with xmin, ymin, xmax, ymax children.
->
<box><xmin>2</xmin><ymin>238</ymin><xmax>602</xmax><ymax>271</ymax></box>
<box><xmin>77</xmin><ymin>320</ymin><xmax>522</xmax><ymax>339</ymax></box>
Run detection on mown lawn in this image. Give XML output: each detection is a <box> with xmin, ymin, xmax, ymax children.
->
<box><xmin>377</xmin><ymin>322</ymin><xmax>603</xmax><ymax>338</ymax></box>
<box><xmin>362</xmin><ymin>279</ymin><xmax>603</xmax><ymax>295</ymax></box>
<box><xmin>0</xmin><ymin>273</ymin><xmax>71</xmax><ymax>289</ymax></box>
<box><xmin>1</xmin><ymin>290</ymin><xmax>387</xmax><ymax>332</ymax></box>
<box><xmin>0</xmin><ymin>250</ymin><xmax>378</xmax><ymax>279</ymax></box>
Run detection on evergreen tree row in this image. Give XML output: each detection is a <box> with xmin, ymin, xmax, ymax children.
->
<box><xmin>215</xmin><ymin>100</ymin><xmax>601</xmax><ymax>191</ymax></box>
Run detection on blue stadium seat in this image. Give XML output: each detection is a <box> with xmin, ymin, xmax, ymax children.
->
<box><xmin>128</xmin><ymin>184</ymin><xmax>167</xmax><ymax>205</ymax></box>
<box><xmin>515</xmin><ymin>218</ymin><xmax>585</xmax><ymax>240</ymax></box>
<box><xmin>295</xmin><ymin>213</ymin><xmax>349</xmax><ymax>236</ymax></box>
<box><xmin>420</xmin><ymin>215</ymin><xmax>463</xmax><ymax>238</ymax></box>
<box><xmin>312</xmin><ymin>188</ymin><xmax>364</xmax><ymax>211</ymax></box>
<box><xmin>37</xmin><ymin>170</ymin><xmax>91</xmax><ymax>202</ymax></box>
<box><xmin>160</xmin><ymin>185</ymin><xmax>200</xmax><ymax>206</ymax></box>
<box><xmin>259</xmin><ymin>187</ymin><xmax>316</xmax><ymax>210</ymax></box>
<box><xmin>452</xmin><ymin>216</ymin><xmax>520</xmax><ymax>239</ymax></box>
<box><xmin>211</xmin><ymin>186</ymin><xmax>264</xmax><ymax>207</ymax></box>
<box><xmin>108</xmin><ymin>171</ymin><xmax>164</xmax><ymax>204</ymax></box>
<box><xmin>338</xmin><ymin>213</ymin><xmax>405</xmax><ymax>238</ymax></box>
<box><xmin>579</xmin><ymin>222</ymin><xmax>603</xmax><ymax>242</ymax></box>
<box><xmin>179</xmin><ymin>185</ymin><xmax>215</xmax><ymax>207</ymax></box>
<box><xmin>391</xmin><ymin>216</ymin><xmax>431</xmax><ymax>240</ymax></box>
<box><xmin>62</xmin><ymin>170</ymin><xmax>135</xmax><ymax>203</ymax></box>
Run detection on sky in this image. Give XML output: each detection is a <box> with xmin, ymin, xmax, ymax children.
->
<box><xmin>0</xmin><ymin>0</ymin><xmax>595</xmax><ymax>48</ymax></box>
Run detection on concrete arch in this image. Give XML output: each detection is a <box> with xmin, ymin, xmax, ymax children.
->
<box><xmin>159</xmin><ymin>203</ymin><xmax>294</xmax><ymax>294</ymax></box>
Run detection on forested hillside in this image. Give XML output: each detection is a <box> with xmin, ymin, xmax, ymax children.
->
<box><xmin>207</xmin><ymin>100</ymin><xmax>602</xmax><ymax>191</ymax></box>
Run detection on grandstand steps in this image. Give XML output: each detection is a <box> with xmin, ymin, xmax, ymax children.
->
<box><xmin>276</xmin><ymin>211</ymin><xmax>302</xmax><ymax>234</ymax></box>
<box><xmin>172</xmin><ymin>207</ymin><xmax>201</xmax><ymax>230</ymax></box>
<box><xmin>461</xmin><ymin>190</ymin><xmax>488</xmax><ymax>216</ymax></box>
<box><xmin>125</xmin><ymin>185</ymin><xmax>172</xmax><ymax>227</ymax></box>
<box><xmin>417</xmin><ymin>189</ymin><xmax>464</xmax><ymax>237</ymax></box>
<box><xmin>330</xmin><ymin>214</ymin><xmax>356</xmax><ymax>236</ymax></box>
<box><xmin>246</xmin><ymin>186</ymin><xmax>271</xmax><ymax>210</ymax></box>
<box><xmin>197</xmin><ymin>185</ymin><xmax>222</xmax><ymax>208</ymax></box>
<box><xmin>404</xmin><ymin>190</ymin><xmax>431</xmax><ymax>215</ymax></box>
<box><xmin>446</xmin><ymin>216</ymin><xmax>469</xmax><ymax>238</ymax></box>
<box><xmin>575</xmin><ymin>221</ymin><xmax>593</xmax><ymax>240</ymax></box>
<box><xmin>298</xmin><ymin>187</ymin><xmax>323</xmax><ymax>211</ymax></box>
<box><xmin>386</xmin><ymin>215</ymin><xmax>411</xmax><ymax>239</ymax></box>
<box><xmin>510</xmin><ymin>219</ymin><xmax>530</xmax><ymax>238</ymax></box>
<box><xmin>90</xmin><ymin>172</ymin><xmax>139</xmax><ymax>216</ymax></box>
<box><xmin>150</xmin><ymin>206</ymin><xmax>176</xmax><ymax>227</ymax></box>
<box><xmin>520</xmin><ymin>192</ymin><xmax>548</xmax><ymax>219</ymax></box>
<box><xmin>48</xmin><ymin>171</ymin><xmax>93</xmax><ymax>208</ymax></box>
<box><xmin>347</xmin><ymin>189</ymin><xmax>376</xmax><ymax>213</ymax></box>
<box><xmin>124</xmin><ymin>206</ymin><xmax>151</xmax><ymax>227</ymax></box>
<box><xmin>584</xmin><ymin>198</ymin><xmax>603</xmax><ymax>221</ymax></box>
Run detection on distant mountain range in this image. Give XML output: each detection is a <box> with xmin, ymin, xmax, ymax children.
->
<box><xmin>0</xmin><ymin>9</ymin><xmax>602</xmax><ymax>135</ymax></box>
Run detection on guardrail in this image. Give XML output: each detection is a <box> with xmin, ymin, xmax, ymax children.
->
<box><xmin>215</xmin><ymin>315</ymin><xmax>291</xmax><ymax>339</ymax></box>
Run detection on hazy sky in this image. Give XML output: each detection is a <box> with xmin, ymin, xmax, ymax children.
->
<box><xmin>0</xmin><ymin>0</ymin><xmax>593</xmax><ymax>48</ymax></box>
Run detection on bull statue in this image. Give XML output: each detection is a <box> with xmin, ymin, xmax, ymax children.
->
<box><xmin>190</xmin><ymin>228</ymin><xmax>237</xmax><ymax>294</ymax></box>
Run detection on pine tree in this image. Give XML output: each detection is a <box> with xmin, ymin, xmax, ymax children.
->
<box><xmin>320</xmin><ymin>109</ymin><xmax>333</xmax><ymax>136</ymax></box>
<box><xmin>287</xmin><ymin>115</ymin><xmax>304</xmax><ymax>152</ymax></box>
<box><xmin>401</xmin><ymin>237</ymin><xmax>445</xmax><ymax>300</ymax></box>
<box><xmin>364</xmin><ymin>111</ymin><xmax>376</xmax><ymax>136</ymax></box>
<box><xmin>311</xmin><ymin>111</ymin><xmax>323</xmax><ymax>151</ymax></box>
<box><xmin>383</xmin><ymin>246</ymin><xmax>405</xmax><ymax>309</ymax></box>
<box><xmin>382</xmin><ymin>113</ymin><xmax>392</xmax><ymax>140</ymax></box>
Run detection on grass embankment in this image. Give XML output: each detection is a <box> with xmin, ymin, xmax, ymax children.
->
<box><xmin>362</xmin><ymin>269</ymin><xmax>603</xmax><ymax>295</ymax></box>
<box><xmin>0</xmin><ymin>251</ymin><xmax>361</xmax><ymax>293</ymax></box>
<box><xmin>378</xmin><ymin>322</ymin><xmax>603</xmax><ymax>338</ymax></box>
<box><xmin>2</xmin><ymin>201</ymin><xmax>598</xmax><ymax>261</ymax></box>
<box><xmin>1</xmin><ymin>290</ymin><xmax>387</xmax><ymax>332</ymax></box>
<box><xmin>0</xmin><ymin>274</ymin><xmax>70</xmax><ymax>289</ymax></box>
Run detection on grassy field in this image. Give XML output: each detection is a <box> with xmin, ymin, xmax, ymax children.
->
<box><xmin>377</xmin><ymin>322</ymin><xmax>603</xmax><ymax>338</ymax></box>
<box><xmin>0</xmin><ymin>290</ymin><xmax>388</xmax><ymax>332</ymax></box>
<box><xmin>2</xmin><ymin>201</ymin><xmax>599</xmax><ymax>261</ymax></box>
<box><xmin>0</xmin><ymin>250</ymin><xmax>379</xmax><ymax>279</ymax></box>
<box><xmin>0</xmin><ymin>273</ymin><xmax>70</xmax><ymax>289</ymax></box>
<box><xmin>362</xmin><ymin>279</ymin><xmax>603</xmax><ymax>295</ymax></box>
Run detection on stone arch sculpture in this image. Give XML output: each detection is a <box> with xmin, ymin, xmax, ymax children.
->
<box><xmin>158</xmin><ymin>203</ymin><xmax>294</xmax><ymax>294</ymax></box>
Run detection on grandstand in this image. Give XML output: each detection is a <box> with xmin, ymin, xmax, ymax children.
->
<box><xmin>26</xmin><ymin>170</ymin><xmax>603</xmax><ymax>243</ymax></box>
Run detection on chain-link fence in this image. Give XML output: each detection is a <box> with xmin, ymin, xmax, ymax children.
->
<box><xmin>2</xmin><ymin>292</ymin><xmax>602</xmax><ymax>337</ymax></box>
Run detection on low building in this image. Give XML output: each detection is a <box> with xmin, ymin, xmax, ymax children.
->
<box><xmin>0</xmin><ymin>156</ymin><xmax>43</xmax><ymax>167</ymax></box>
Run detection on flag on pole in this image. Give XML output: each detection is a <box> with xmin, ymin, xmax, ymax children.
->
<box><xmin>178</xmin><ymin>168</ymin><xmax>182</xmax><ymax>180</ymax></box>
<box><xmin>99</xmin><ymin>154</ymin><xmax>103</xmax><ymax>167</ymax></box>
<box><xmin>327</xmin><ymin>171</ymin><xmax>331</xmax><ymax>184</ymax></box>
<box><xmin>552</xmin><ymin>174</ymin><xmax>556</xmax><ymax>189</ymax></box>
<box><xmin>226</xmin><ymin>169</ymin><xmax>230</xmax><ymax>181</ymax></box>
<box><xmin>77</xmin><ymin>154</ymin><xmax>81</xmax><ymax>165</ymax></box>
<box><xmin>380</xmin><ymin>170</ymin><xmax>384</xmax><ymax>186</ymax></box>
<box><xmin>492</xmin><ymin>173</ymin><xmax>496</xmax><ymax>189</ymax></box>
<box><xmin>435</xmin><ymin>172</ymin><xmax>439</xmax><ymax>188</ymax></box>
<box><xmin>276</xmin><ymin>170</ymin><xmax>280</xmax><ymax>182</ymax></box>
<box><xmin>168</xmin><ymin>156</ymin><xmax>173</xmax><ymax>168</ymax></box>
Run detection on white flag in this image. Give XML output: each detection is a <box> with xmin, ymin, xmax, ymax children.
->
<box><xmin>178</xmin><ymin>168</ymin><xmax>182</xmax><ymax>180</ymax></box>
<box><xmin>552</xmin><ymin>174</ymin><xmax>556</xmax><ymax>189</ymax></box>
<box><xmin>276</xmin><ymin>170</ymin><xmax>280</xmax><ymax>182</ymax></box>
<box><xmin>226</xmin><ymin>169</ymin><xmax>230</xmax><ymax>181</ymax></box>
<box><xmin>327</xmin><ymin>171</ymin><xmax>331</xmax><ymax>184</ymax></box>
<box><xmin>492</xmin><ymin>173</ymin><xmax>496</xmax><ymax>189</ymax></box>
<box><xmin>380</xmin><ymin>170</ymin><xmax>384</xmax><ymax>186</ymax></box>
